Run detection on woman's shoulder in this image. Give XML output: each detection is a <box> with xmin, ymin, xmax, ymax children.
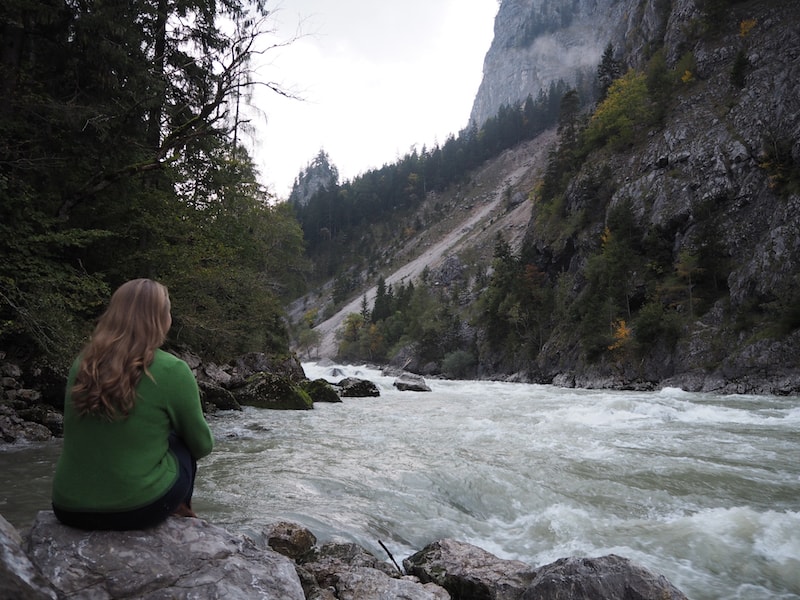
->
<box><xmin>152</xmin><ymin>349</ymin><xmax>192</xmax><ymax>374</ymax></box>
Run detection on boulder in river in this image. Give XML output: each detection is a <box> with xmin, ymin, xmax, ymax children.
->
<box><xmin>336</xmin><ymin>377</ymin><xmax>381</xmax><ymax>397</ymax></box>
<box><xmin>393</xmin><ymin>373</ymin><xmax>432</xmax><ymax>392</ymax></box>
<box><xmin>300</xmin><ymin>378</ymin><xmax>343</xmax><ymax>403</ymax></box>
<box><xmin>234</xmin><ymin>371</ymin><xmax>313</xmax><ymax>410</ymax></box>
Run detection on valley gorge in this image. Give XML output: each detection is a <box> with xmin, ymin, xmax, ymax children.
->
<box><xmin>298</xmin><ymin>0</ymin><xmax>800</xmax><ymax>395</ymax></box>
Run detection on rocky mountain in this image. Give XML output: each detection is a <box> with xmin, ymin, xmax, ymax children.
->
<box><xmin>289</xmin><ymin>149</ymin><xmax>339</xmax><ymax>208</ymax></box>
<box><xmin>486</xmin><ymin>0</ymin><xmax>800</xmax><ymax>393</ymax></box>
<box><xmin>301</xmin><ymin>0</ymin><xmax>800</xmax><ymax>394</ymax></box>
<box><xmin>470</xmin><ymin>0</ymin><xmax>615</xmax><ymax>126</ymax></box>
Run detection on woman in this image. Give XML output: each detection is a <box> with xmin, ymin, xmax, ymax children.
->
<box><xmin>52</xmin><ymin>278</ymin><xmax>214</xmax><ymax>530</ymax></box>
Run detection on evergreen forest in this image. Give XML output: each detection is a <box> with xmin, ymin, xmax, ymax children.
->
<box><xmin>1</xmin><ymin>0</ymin><xmax>308</xmax><ymax>364</ymax></box>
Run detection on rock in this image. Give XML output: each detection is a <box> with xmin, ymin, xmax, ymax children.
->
<box><xmin>393</xmin><ymin>372</ymin><xmax>432</xmax><ymax>392</ymax></box>
<box><xmin>24</xmin><ymin>511</ymin><xmax>305</xmax><ymax>599</ymax></box>
<box><xmin>404</xmin><ymin>538</ymin><xmax>537</xmax><ymax>600</ymax></box>
<box><xmin>301</xmin><ymin>378</ymin><xmax>343</xmax><ymax>403</ymax></box>
<box><xmin>335</xmin><ymin>567</ymin><xmax>450</xmax><ymax>600</ymax></box>
<box><xmin>0</xmin><ymin>406</ymin><xmax>53</xmax><ymax>444</ymax></box>
<box><xmin>296</xmin><ymin>541</ymin><xmax>451</xmax><ymax>599</ymax></box>
<box><xmin>0</xmin><ymin>513</ymin><xmax>58</xmax><ymax>599</ymax></box>
<box><xmin>300</xmin><ymin>541</ymin><xmax>397</xmax><ymax>589</ymax></box>
<box><xmin>231</xmin><ymin>352</ymin><xmax>306</xmax><ymax>384</ymax></box>
<box><xmin>234</xmin><ymin>371</ymin><xmax>313</xmax><ymax>410</ymax></box>
<box><xmin>520</xmin><ymin>554</ymin><xmax>689</xmax><ymax>600</ymax></box>
<box><xmin>335</xmin><ymin>377</ymin><xmax>381</xmax><ymax>397</ymax></box>
<box><xmin>2</xmin><ymin>511</ymin><xmax>691</xmax><ymax>600</ymax></box>
<box><xmin>262</xmin><ymin>520</ymin><xmax>317</xmax><ymax>560</ymax></box>
<box><xmin>198</xmin><ymin>379</ymin><xmax>242</xmax><ymax>411</ymax></box>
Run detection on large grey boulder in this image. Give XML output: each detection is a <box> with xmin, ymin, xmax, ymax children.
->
<box><xmin>3</xmin><ymin>511</ymin><xmax>692</xmax><ymax>600</ymax></box>
<box><xmin>405</xmin><ymin>539</ymin><xmax>688</xmax><ymax>600</ymax></box>
<box><xmin>404</xmin><ymin>538</ymin><xmax>537</xmax><ymax>600</ymax></box>
<box><xmin>520</xmin><ymin>554</ymin><xmax>689</xmax><ymax>600</ymax></box>
<box><xmin>393</xmin><ymin>373</ymin><xmax>432</xmax><ymax>392</ymax></box>
<box><xmin>24</xmin><ymin>511</ymin><xmax>305</xmax><ymax>599</ymax></box>
<box><xmin>0</xmin><ymin>513</ymin><xmax>58</xmax><ymax>599</ymax></box>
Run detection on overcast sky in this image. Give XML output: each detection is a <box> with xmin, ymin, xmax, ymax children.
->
<box><xmin>247</xmin><ymin>1</ymin><xmax>499</xmax><ymax>199</ymax></box>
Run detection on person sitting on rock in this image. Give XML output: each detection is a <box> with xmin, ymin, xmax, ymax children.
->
<box><xmin>51</xmin><ymin>278</ymin><xmax>214</xmax><ymax>530</ymax></box>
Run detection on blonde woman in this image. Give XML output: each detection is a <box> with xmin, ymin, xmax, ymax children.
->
<box><xmin>52</xmin><ymin>278</ymin><xmax>214</xmax><ymax>530</ymax></box>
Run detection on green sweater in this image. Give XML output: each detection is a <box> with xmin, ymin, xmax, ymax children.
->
<box><xmin>52</xmin><ymin>349</ymin><xmax>214</xmax><ymax>512</ymax></box>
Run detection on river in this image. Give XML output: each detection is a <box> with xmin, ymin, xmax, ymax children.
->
<box><xmin>1</xmin><ymin>362</ymin><xmax>799</xmax><ymax>599</ymax></box>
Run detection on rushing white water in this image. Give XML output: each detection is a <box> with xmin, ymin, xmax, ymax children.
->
<box><xmin>2</xmin><ymin>362</ymin><xmax>799</xmax><ymax>599</ymax></box>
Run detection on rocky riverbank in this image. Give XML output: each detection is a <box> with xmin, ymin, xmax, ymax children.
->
<box><xmin>2</xmin><ymin>510</ymin><xmax>689</xmax><ymax>599</ymax></box>
<box><xmin>0</xmin><ymin>351</ymin><xmax>340</xmax><ymax>445</ymax></box>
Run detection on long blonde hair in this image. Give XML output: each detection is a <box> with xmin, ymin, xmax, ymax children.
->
<box><xmin>71</xmin><ymin>278</ymin><xmax>172</xmax><ymax>420</ymax></box>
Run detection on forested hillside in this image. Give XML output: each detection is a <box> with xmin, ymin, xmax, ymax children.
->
<box><xmin>1</xmin><ymin>1</ymin><xmax>308</xmax><ymax>365</ymax></box>
<box><xmin>292</xmin><ymin>0</ymin><xmax>800</xmax><ymax>394</ymax></box>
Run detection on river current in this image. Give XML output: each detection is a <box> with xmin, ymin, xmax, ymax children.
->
<box><xmin>1</xmin><ymin>362</ymin><xmax>799</xmax><ymax>599</ymax></box>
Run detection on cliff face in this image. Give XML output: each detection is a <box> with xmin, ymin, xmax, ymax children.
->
<box><xmin>511</xmin><ymin>0</ymin><xmax>800</xmax><ymax>392</ymax></box>
<box><xmin>471</xmin><ymin>0</ymin><xmax>705</xmax><ymax>126</ymax></box>
<box><xmin>470</xmin><ymin>0</ymin><xmax>622</xmax><ymax>127</ymax></box>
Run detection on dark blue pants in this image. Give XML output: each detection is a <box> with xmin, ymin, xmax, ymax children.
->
<box><xmin>53</xmin><ymin>433</ymin><xmax>197</xmax><ymax>530</ymax></box>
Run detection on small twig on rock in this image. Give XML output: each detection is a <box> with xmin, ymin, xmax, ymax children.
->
<box><xmin>378</xmin><ymin>539</ymin><xmax>404</xmax><ymax>575</ymax></box>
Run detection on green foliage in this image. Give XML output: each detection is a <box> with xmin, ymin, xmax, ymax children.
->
<box><xmin>441</xmin><ymin>350</ymin><xmax>477</xmax><ymax>380</ymax></box>
<box><xmin>597</xmin><ymin>43</ymin><xmax>623</xmax><ymax>102</ymax></box>
<box><xmin>474</xmin><ymin>236</ymin><xmax>554</xmax><ymax>366</ymax></box>
<box><xmin>674</xmin><ymin>52</ymin><xmax>697</xmax><ymax>85</ymax></box>
<box><xmin>760</xmin><ymin>136</ymin><xmax>800</xmax><ymax>196</ymax></box>
<box><xmin>0</xmin><ymin>0</ymin><xmax>308</xmax><ymax>365</ymax></box>
<box><xmin>584</xmin><ymin>70</ymin><xmax>651</xmax><ymax>151</ymax></box>
<box><xmin>633</xmin><ymin>300</ymin><xmax>682</xmax><ymax>351</ymax></box>
<box><xmin>645</xmin><ymin>50</ymin><xmax>672</xmax><ymax>124</ymax></box>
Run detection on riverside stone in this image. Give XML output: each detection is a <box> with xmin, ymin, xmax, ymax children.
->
<box><xmin>24</xmin><ymin>511</ymin><xmax>305</xmax><ymax>599</ymax></box>
<box><xmin>2</xmin><ymin>511</ymin><xmax>692</xmax><ymax>600</ymax></box>
<box><xmin>404</xmin><ymin>538</ymin><xmax>537</xmax><ymax>600</ymax></box>
<box><xmin>520</xmin><ymin>554</ymin><xmax>689</xmax><ymax>600</ymax></box>
<box><xmin>0</xmin><ymin>514</ymin><xmax>58</xmax><ymax>599</ymax></box>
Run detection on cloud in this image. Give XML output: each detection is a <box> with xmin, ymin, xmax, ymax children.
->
<box><xmin>246</xmin><ymin>0</ymin><xmax>498</xmax><ymax>198</ymax></box>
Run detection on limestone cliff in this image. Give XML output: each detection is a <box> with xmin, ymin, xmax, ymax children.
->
<box><xmin>470</xmin><ymin>0</ymin><xmax>703</xmax><ymax>127</ymax></box>
<box><xmin>470</xmin><ymin>0</ymin><xmax>620</xmax><ymax>127</ymax></box>
<box><xmin>512</xmin><ymin>0</ymin><xmax>800</xmax><ymax>392</ymax></box>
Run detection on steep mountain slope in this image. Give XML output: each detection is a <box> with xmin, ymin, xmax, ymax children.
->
<box><xmin>293</xmin><ymin>131</ymin><xmax>557</xmax><ymax>358</ymax></box>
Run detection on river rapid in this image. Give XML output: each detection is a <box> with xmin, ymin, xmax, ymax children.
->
<box><xmin>1</xmin><ymin>362</ymin><xmax>799</xmax><ymax>599</ymax></box>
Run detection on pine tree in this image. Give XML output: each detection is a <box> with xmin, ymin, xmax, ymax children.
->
<box><xmin>597</xmin><ymin>43</ymin><xmax>622</xmax><ymax>102</ymax></box>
